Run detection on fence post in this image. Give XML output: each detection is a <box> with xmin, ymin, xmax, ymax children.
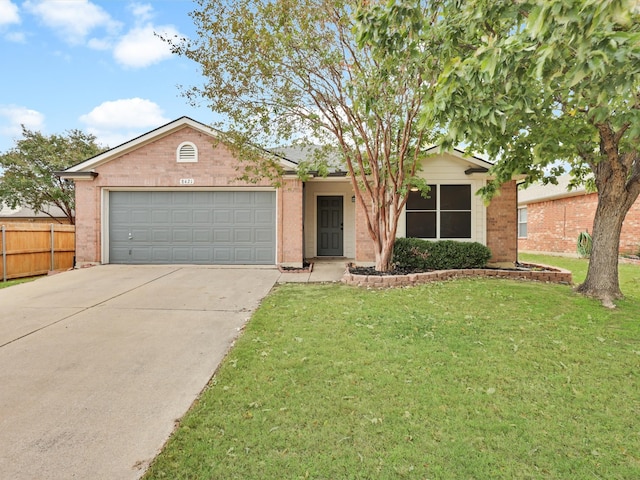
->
<box><xmin>2</xmin><ymin>225</ymin><xmax>6</xmax><ymax>282</ymax></box>
<box><xmin>50</xmin><ymin>223</ymin><xmax>55</xmax><ymax>272</ymax></box>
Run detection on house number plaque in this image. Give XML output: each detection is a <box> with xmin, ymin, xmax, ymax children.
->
<box><xmin>179</xmin><ymin>178</ymin><xmax>195</xmax><ymax>185</ymax></box>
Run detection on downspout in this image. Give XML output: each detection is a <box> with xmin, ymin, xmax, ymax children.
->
<box><xmin>301</xmin><ymin>182</ymin><xmax>306</xmax><ymax>264</ymax></box>
<box><xmin>515</xmin><ymin>179</ymin><xmax>526</xmax><ymax>266</ymax></box>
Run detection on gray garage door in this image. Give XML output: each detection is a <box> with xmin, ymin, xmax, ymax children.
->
<box><xmin>109</xmin><ymin>191</ymin><xmax>276</xmax><ymax>264</ymax></box>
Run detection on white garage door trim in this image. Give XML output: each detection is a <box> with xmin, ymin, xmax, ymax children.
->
<box><xmin>101</xmin><ymin>187</ymin><xmax>279</xmax><ymax>265</ymax></box>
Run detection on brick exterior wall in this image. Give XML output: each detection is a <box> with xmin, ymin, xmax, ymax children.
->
<box><xmin>354</xmin><ymin>194</ymin><xmax>376</xmax><ymax>263</ymax></box>
<box><xmin>486</xmin><ymin>180</ymin><xmax>518</xmax><ymax>263</ymax></box>
<box><xmin>73</xmin><ymin>126</ymin><xmax>303</xmax><ymax>265</ymax></box>
<box><xmin>278</xmin><ymin>178</ymin><xmax>304</xmax><ymax>267</ymax></box>
<box><xmin>519</xmin><ymin>192</ymin><xmax>640</xmax><ymax>255</ymax></box>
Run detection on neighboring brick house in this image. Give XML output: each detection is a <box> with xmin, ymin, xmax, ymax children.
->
<box><xmin>518</xmin><ymin>175</ymin><xmax>640</xmax><ymax>255</ymax></box>
<box><xmin>58</xmin><ymin>117</ymin><xmax>518</xmax><ymax>268</ymax></box>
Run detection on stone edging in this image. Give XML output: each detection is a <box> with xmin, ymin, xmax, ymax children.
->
<box><xmin>341</xmin><ymin>263</ymin><xmax>572</xmax><ymax>287</ymax></box>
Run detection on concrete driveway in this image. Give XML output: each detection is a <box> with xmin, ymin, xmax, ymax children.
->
<box><xmin>0</xmin><ymin>265</ymin><xmax>280</xmax><ymax>479</ymax></box>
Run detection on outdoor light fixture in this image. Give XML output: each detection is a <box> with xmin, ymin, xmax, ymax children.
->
<box><xmin>351</xmin><ymin>195</ymin><xmax>356</xmax><ymax>203</ymax></box>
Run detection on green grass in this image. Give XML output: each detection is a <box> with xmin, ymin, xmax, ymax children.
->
<box><xmin>145</xmin><ymin>255</ymin><xmax>640</xmax><ymax>479</ymax></box>
<box><xmin>0</xmin><ymin>277</ymin><xmax>39</xmax><ymax>289</ymax></box>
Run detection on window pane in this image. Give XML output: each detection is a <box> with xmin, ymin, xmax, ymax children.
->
<box><xmin>518</xmin><ymin>223</ymin><xmax>527</xmax><ymax>238</ymax></box>
<box><xmin>406</xmin><ymin>212</ymin><xmax>436</xmax><ymax>238</ymax></box>
<box><xmin>440</xmin><ymin>212</ymin><xmax>471</xmax><ymax>238</ymax></box>
<box><xmin>406</xmin><ymin>187</ymin><xmax>436</xmax><ymax>211</ymax></box>
<box><xmin>518</xmin><ymin>207</ymin><xmax>527</xmax><ymax>222</ymax></box>
<box><xmin>440</xmin><ymin>185</ymin><xmax>471</xmax><ymax>210</ymax></box>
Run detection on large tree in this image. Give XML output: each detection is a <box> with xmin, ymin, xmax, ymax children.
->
<box><xmin>359</xmin><ymin>0</ymin><xmax>640</xmax><ymax>305</ymax></box>
<box><xmin>167</xmin><ymin>0</ymin><xmax>439</xmax><ymax>271</ymax></box>
<box><xmin>0</xmin><ymin>127</ymin><xmax>105</xmax><ymax>225</ymax></box>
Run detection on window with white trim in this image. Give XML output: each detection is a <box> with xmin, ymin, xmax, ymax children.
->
<box><xmin>518</xmin><ymin>207</ymin><xmax>527</xmax><ymax>238</ymax></box>
<box><xmin>177</xmin><ymin>142</ymin><xmax>198</xmax><ymax>162</ymax></box>
<box><xmin>406</xmin><ymin>184</ymin><xmax>472</xmax><ymax>239</ymax></box>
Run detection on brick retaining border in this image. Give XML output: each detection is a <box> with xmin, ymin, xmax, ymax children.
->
<box><xmin>342</xmin><ymin>263</ymin><xmax>572</xmax><ymax>287</ymax></box>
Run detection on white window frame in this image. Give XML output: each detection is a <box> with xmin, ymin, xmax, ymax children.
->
<box><xmin>518</xmin><ymin>207</ymin><xmax>528</xmax><ymax>238</ymax></box>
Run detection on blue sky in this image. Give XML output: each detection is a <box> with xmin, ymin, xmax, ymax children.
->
<box><xmin>0</xmin><ymin>0</ymin><xmax>217</xmax><ymax>153</ymax></box>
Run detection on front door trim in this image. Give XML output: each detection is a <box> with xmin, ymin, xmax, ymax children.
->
<box><xmin>316</xmin><ymin>195</ymin><xmax>344</xmax><ymax>256</ymax></box>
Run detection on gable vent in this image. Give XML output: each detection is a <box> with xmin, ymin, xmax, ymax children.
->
<box><xmin>177</xmin><ymin>142</ymin><xmax>198</xmax><ymax>163</ymax></box>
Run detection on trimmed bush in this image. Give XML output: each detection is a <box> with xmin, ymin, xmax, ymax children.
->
<box><xmin>393</xmin><ymin>238</ymin><xmax>492</xmax><ymax>270</ymax></box>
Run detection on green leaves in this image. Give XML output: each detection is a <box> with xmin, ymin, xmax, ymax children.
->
<box><xmin>0</xmin><ymin>127</ymin><xmax>105</xmax><ymax>224</ymax></box>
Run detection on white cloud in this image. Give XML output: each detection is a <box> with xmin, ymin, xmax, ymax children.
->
<box><xmin>0</xmin><ymin>106</ymin><xmax>45</xmax><ymax>151</ymax></box>
<box><xmin>128</xmin><ymin>3</ymin><xmax>154</xmax><ymax>23</ymax></box>
<box><xmin>79</xmin><ymin>98</ymin><xmax>169</xmax><ymax>147</ymax></box>
<box><xmin>5</xmin><ymin>31</ymin><xmax>25</xmax><ymax>42</ymax></box>
<box><xmin>0</xmin><ymin>0</ymin><xmax>20</xmax><ymax>26</ymax></box>
<box><xmin>113</xmin><ymin>24</ymin><xmax>177</xmax><ymax>68</ymax></box>
<box><xmin>0</xmin><ymin>105</ymin><xmax>45</xmax><ymax>138</ymax></box>
<box><xmin>24</xmin><ymin>0</ymin><xmax>120</xmax><ymax>45</ymax></box>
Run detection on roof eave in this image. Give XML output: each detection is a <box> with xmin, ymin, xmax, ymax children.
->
<box><xmin>55</xmin><ymin>171</ymin><xmax>98</xmax><ymax>181</ymax></box>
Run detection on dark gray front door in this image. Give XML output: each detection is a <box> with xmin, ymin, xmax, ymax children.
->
<box><xmin>109</xmin><ymin>191</ymin><xmax>275</xmax><ymax>265</ymax></box>
<box><xmin>317</xmin><ymin>196</ymin><xmax>343</xmax><ymax>256</ymax></box>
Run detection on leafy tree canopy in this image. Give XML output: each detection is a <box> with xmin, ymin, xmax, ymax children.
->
<box><xmin>167</xmin><ymin>0</ymin><xmax>441</xmax><ymax>270</ymax></box>
<box><xmin>0</xmin><ymin>127</ymin><xmax>105</xmax><ymax>224</ymax></box>
<box><xmin>357</xmin><ymin>0</ymin><xmax>640</xmax><ymax>304</ymax></box>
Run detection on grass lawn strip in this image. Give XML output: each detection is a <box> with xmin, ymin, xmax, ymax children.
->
<box><xmin>144</xmin><ymin>255</ymin><xmax>640</xmax><ymax>479</ymax></box>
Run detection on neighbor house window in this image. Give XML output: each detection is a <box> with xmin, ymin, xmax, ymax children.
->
<box><xmin>177</xmin><ymin>142</ymin><xmax>198</xmax><ymax>162</ymax></box>
<box><xmin>518</xmin><ymin>207</ymin><xmax>528</xmax><ymax>238</ymax></box>
<box><xmin>406</xmin><ymin>184</ymin><xmax>472</xmax><ymax>239</ymax></box>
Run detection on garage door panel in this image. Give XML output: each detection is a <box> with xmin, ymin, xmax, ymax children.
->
<box><xmin>213</xmin><ymin>210</ymin><xmax>232</xmax><ymax>223</ymax></box>
<box><xmin>131</xmin><ymin>229</ymin><xmax>150</xmax><ymax>242</ymax></box>
<box><xmin>234</xmin><ymin>248</ymin><xmax>253</xmax><ymax>262</ymax></box>
<box><xmin>192</xmin><ymin>248</ymin><xmax>211</xmax><ymax>262</ymax></box>
<box><xmin>109</xmin><ymin>191</ymin><xmax>275</xmax><ymax>264</ymax></box>
<box><xmin>152</xmin><ymin>229</ymin><xmax>171</xmax><ymax>242</ymax></box>
<box><xmin>172</xmin><ymin>248</ymin><xmax>192</xmax><ymax>262</ymax></box>
<box><xmin>151</xmin><ymin>248</ymin><xmax>170</xmax><ymax>261</ymax></box>
<box><xmin>151</xmin><ymin>209</ymin><xmax>170</xmax><ymax>223</ymax></box>
<box><xmin>213</xmin><ymin>229</ymin><xmax>232</xmax><ymax>242</ymax></box>
<box><xmin>193</xmin><ymin>210</ymin><xmax>211</xmax><ymax>224</ymax></box>
<box><xmin>255</xmin><ymin>247</ymin><xmax>275</xmax><ymax>262</ymax></box>
<box><xmin>213</xmin><ymin>248</ymin><xmax>232</xmax><ymax>262</ymax></box>
<box><xmin>172</xmin><ymin>229</ymin><xmax>192</xmax><ymax>242</ymax></box>
<box><xmin>193</xmin><ymin>229</ymin><xmax>211</xmax><ymax>242</ymax></box>
<box><xmin>255</xmin><ymin>209</ymin><xmax>275</xmax><ymax>223</ymax></box>
<box><xmin>234</xmin><ymin>229</ymin><xmax>252</xmax><ymax>243</ymax></box>
<box><xmin>172</xmin><ymin>210</ymin><xmax>192</xmax><ymax>223</ymax></box>
<box><xmin>234</xmin><ymin>210</ymin><xmax>252</xmax><ymax>224</ymax></box>
<box><xmin>255</xmin><ymin>228</ymin><xmax>274</xmax><ymax>243</ymax></box>
<box><xmin>215</xmin><ymin>192</ymin><xmax>234</xmax><ymax>204</ymax></box>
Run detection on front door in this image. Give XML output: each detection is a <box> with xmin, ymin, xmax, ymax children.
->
<box><xmin>317</xmin><ymin>196</ymin><xmax>344</xmax><ymax>256</ymax></box>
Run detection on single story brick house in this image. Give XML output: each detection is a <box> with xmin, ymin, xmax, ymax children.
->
<box><xmin>518</xmin><ymin>175</ymin><xmax>640</xmax><ymax>255</ymax></box>
<box><xmin>58</xmin><ymin>117</ymin><xmax>517</xmax><ymax>268</ymax></box>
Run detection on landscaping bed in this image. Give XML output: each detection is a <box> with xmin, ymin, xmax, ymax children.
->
<box><xmin>343</xmin><ymin>262</ymin><xmax>573</xmax><ymax>287</ymax></box>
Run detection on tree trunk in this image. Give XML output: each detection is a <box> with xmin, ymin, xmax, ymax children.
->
<box><xmin>576</xmin><ymin>196</ymin><xmax>627</xmax><ymax>306</ymax></box>
<box><xmin>374</xmin><ymin>234</ymin><xmax>395</xmax><ymax>271</ymax></box>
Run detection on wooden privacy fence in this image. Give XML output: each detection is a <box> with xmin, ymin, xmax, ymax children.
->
<box><xmin>1</xmin><ymin>223</ymin><xmax>75</xmax><ymax>281</ymax></box>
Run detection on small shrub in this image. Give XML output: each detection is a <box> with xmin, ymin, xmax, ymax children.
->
<box><xmin>393</xmin><ymin>238</ymin><xmax>492</xmax><ymax>270</ymax></box>
<box><xmin>577</xmin><ymin>231</ymin><xmax>592</xmax><ymax>258</ymax></box>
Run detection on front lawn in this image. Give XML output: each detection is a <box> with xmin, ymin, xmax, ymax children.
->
<box><xmin>0</xmin><ymin>277</ymin><xmax>39</xmax><ymax>289</ymax></box>
<box><xmin>145</xmin><ymin>255</ymin><xmax>640</xmax><ymax>479</ymax></box>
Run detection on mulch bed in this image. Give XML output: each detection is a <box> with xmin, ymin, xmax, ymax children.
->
<box><xmin>348</xmin><ymin>262</ymin><xmax>554</xmax><ymax>276</ymax></box>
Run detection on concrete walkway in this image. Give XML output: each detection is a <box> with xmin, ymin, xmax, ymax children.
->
<box><xmin>0</xmin><ymin>265</ymin><xmax>280</xmax><ymax>480</ymax></box>
<box><xmin>276</xmin><ymin>259</ymin><xmax>348</xmax><ymax>283</ymax></box>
